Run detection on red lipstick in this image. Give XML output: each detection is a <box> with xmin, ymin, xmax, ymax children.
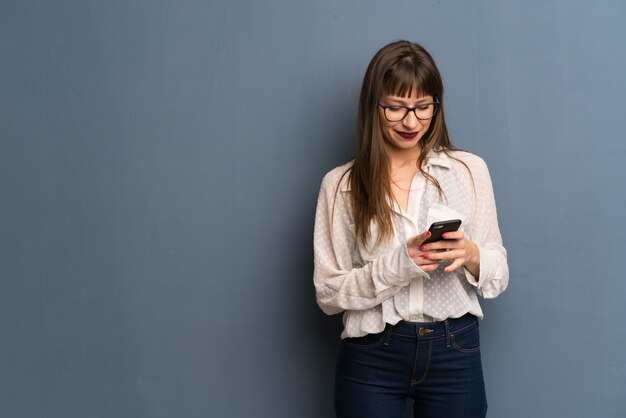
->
<box><xmin>395</xmin><ymin>131</ymin><xmax>418</xmax><ymax>139</ymax></box>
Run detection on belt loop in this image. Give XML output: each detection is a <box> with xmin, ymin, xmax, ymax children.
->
<box><xmin>444</xmin><ymin>319</ymin><xmax>451</xmax><ymax>348</ymax></box>
<box><xmin>383</xmin><ymin>324</ymin><xmax>393</xmax><ymax>346</ymax></box>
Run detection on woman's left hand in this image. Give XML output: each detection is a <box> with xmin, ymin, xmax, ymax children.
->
<box><xmin>419</xmin><ymin>231</ymin><xmax>480</xmax><ymax>276</ymax></box>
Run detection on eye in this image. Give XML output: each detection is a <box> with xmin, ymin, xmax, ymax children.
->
<box><xmin>387</xmin><ymin>106</ymin><xmax>403</xmax><ymax>111</ymax></box>
<box><xmin>416</xmin><ymin>104</ymin><xmax>431</xmax><ymax>110</ymax></box>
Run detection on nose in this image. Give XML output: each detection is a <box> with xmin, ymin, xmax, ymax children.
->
<box><xmin>402</xmin><ymin>110</ymin><xmax>422</xmax><ymax>130</ymax></box>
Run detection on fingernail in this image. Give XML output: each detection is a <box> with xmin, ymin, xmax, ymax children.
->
<box><xmin>420</xmin><ymin>245</ymin><xmax>426</xmax><ymax>251</ymax></box>
<box><xmin>423</xmin><ymin>254</ymin><xmax>430</xmax><ymax>259</ymax></box>
<box><xmin>441</xmin><ymin>233</ymin><xmax>447</xmax><ymax>238</ymax></box>
<box><xmin>425</xmin><ymin>231</ymin><xmax>431</xmax><ymax>237</ymax></box>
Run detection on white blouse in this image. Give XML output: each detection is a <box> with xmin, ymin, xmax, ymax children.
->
<box><xmin>313</xmin><ymin>150</ymin><xmax>509</xmax><ymax>339</ymax></box>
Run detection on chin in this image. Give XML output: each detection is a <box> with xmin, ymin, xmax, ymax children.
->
<box><xmin>393</xmin><ymin>138</ymin><xmax>421</xmax><ymax>149</ymax></box>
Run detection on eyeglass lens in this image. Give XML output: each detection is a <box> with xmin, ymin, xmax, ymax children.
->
<box><xmin>384</xmin><ymin>104</ymin><xmax>436</xmax><ymax>121</ymax></box>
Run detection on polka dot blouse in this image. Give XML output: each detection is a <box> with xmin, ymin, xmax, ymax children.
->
<box><xmin>313</xmin><ymin>150</ymin><xmax>509</xmax><ymax>339</ymax></box>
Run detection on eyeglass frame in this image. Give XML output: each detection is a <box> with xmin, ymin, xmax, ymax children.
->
<box><xmin>378</xmin><ymin>97</ymin><xmax>440</xmax><ymax>122</ymax></box>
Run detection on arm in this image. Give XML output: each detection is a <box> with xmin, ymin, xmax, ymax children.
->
<box><xmin>313</xmin><ymin>171</ymin><xmax>431</xmax><ymax>315</ymax></box>
<box><xmin>419</xmin><ymin>157</ymin><xmax>509</xmax><ymax>298</ymax></box>
<box><xmin>464</xmin><ymin>158</ymin><xmax>509</xmax><ymax>298</ymax></box>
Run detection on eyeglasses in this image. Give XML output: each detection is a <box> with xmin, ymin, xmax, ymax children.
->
<box><xmin>379</xmin><ymin>98</ymin><xmax>440</xmax><ymax>122</ymax></box>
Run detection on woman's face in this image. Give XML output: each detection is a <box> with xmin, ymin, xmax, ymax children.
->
<box><xmin>378</xmin><ymin>87</ymin><xmax>434</xmax><ymax>154</ymax></box>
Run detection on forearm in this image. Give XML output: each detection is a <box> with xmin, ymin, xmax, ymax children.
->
<box><xmin>314</xmin><ymin>242</ymin><xmax>428</xmax><ymax>314</ymax></box>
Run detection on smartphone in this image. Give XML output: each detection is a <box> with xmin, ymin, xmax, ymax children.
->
<box><xmin>421</xmin><ymin>219</ymin><xmax>462</xmax><ymax>245</ymax></box>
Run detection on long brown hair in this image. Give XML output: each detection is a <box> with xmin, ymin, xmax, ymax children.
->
<box><xmin>346</xmin><ymin>40</ymin><xmax>463</xmax><ymax>248</ymax></box>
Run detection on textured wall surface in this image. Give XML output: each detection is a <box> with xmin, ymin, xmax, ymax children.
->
<box><xmin>1</xmin><ymin>1</ymin><xmax>625</xmax><ymax>417</ymax></box>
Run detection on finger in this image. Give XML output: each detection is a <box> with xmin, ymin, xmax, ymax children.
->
<box><xmin>420</xmin><ymin>262</ymin><xmax>441</xmax><ymax>272</ymax></box>
<box><xmin>441</xmin><ymin>231</ymin><xmax>464</xmax><ymax>240</ymax></box>
<box><xmin>409</xmin><ymin>253</ymin><xmax>440</xmax><ymax>266</ymax></box>
<box><xmin>415</xmin><ymin>258</ymin><xmax>440</xmax><ymax>266</ymax></box>
<box><xmin>443</xmin><ymin>258</ymin><xmax>465</xmax><ymax>273</ymax></box>
<box><xmin>407</xmin><ymin>245</ymin><xmax>430</xmax><ymax>258</ymax></box>
<box><xmin>421</xmin><ymin>240</ymin><xmax>463</xmax><ymax>252</ymax></box>
<box><xmin>424</xmin><ymin>249</ymin><xmax>465</xmax><ymax>261</ymax></box>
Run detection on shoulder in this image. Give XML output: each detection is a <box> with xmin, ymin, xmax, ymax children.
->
<box><xmin>320</xmin><ymin>160</ymin><xmax>354</xmax><ymax>193</ymax></box>
<box><xmin>445</xmin><ymin>150</ymin><xmax>490</xmax><ymax>176</ymax></box>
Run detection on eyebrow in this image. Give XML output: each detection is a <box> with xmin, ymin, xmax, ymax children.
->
<box><xmin>383</xmin><ymin>96</ymin><xmax>432</xmax><ymax>105</ymax></box>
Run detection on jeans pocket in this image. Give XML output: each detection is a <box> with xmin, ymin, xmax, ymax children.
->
<box><xmin>342</xmin><ymin>330</ymin><xmax>387</xmax><ymax>350</ymax></box>
<box><xmin>450</xmin><ymin>322</ymin><xmax>480</xmax><ymax>353</ymax></box>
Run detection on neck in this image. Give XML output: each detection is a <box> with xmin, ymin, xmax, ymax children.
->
<box><xmin>386</xmin><ymin>144</ymin><xmax>422</xmax><ymax>169</ymax></box>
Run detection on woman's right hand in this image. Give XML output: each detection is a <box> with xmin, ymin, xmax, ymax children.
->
<box><xmin>406</xmin><ymin>231</ymin><xmax>442</xmax><ymax>272</ymax></box>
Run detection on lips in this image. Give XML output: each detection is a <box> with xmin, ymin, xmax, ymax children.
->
<box><xmin>395</xmin><ymin>130</ymin><xmax>419</xmax><ymax>140</ymax></box>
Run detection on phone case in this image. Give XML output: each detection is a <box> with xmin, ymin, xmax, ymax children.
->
<box><xmin>421</xmin><ymin>219</ymin><xmax>462</xmax><ymax>245</ymax></box>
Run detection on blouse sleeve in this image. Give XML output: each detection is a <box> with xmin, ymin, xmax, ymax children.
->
<box><xmin>462</xmin><ymin>157</ymin><xmax>509</xmax><ymax>298</ymax></box>
<box><xmin>313</xmin><ymin>170</ymin><xmax>430</xmax><ymax>315</ymax></box>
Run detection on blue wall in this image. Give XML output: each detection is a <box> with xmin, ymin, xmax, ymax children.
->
<box><xmin>1</xmin><ymin>1</ymin><xmax>625</xmax><ymax>417</ymax></box>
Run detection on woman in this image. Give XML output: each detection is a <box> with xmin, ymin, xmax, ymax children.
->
<box><xmin>313</xmin><ymin>40</ymin><xmax>509</xmax><ymax>418</ymax></box>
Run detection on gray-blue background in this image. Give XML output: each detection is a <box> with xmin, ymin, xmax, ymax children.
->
<box><xmin>2</xmin><ymin>1</ymin><xmax>625</xmax><ymax>417</ymax></box>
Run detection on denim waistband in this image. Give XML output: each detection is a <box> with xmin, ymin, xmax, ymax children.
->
<box><xmin>386</xmin><ymin>313</ymin><xmax>478</xmax><ymax>341</ymax></box>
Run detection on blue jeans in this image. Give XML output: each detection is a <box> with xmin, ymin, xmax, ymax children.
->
<box><xmin>335</xmin><ymin>314</ymin><xmax>487</xmax><ymax>418</ymax></box>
